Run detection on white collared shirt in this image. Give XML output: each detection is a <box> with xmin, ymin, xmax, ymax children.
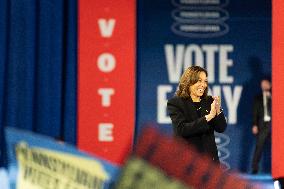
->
<box><xmin>263</xmin><ymin>92</ymin><xmax>271</xmax><ymax>122</ymax></box>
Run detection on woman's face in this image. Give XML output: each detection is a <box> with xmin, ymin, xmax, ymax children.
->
<box><xmin>189</xmin><ymin>71</ymin><xmax>208</xmax><ymax>98</ymax></box>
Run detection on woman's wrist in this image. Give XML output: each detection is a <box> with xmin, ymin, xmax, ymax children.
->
<box><xmin>217</xmin><ymin>108</ymin><xmax>223</xmax><ymax>116</ymax></box>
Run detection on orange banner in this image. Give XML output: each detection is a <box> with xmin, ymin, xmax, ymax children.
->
<box><xmin>78</xmin><ymin>0</ymin><xmax>136</xmax><ymax>164</ymax></box>
<box><xmin>272</xmin><ymin>0</ymin><xmax>284</xmax><ymax>179</ymax></box>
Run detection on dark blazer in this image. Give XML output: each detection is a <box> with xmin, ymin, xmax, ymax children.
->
<box><xmin>252</xmin><ymin>94</ymin><xmax>271</xmax><ymax>129</ymax></box>
<box><xmin>167</xmin><ymin>96</ymin><xmax>227</xmax><ymax>162</ymax></box>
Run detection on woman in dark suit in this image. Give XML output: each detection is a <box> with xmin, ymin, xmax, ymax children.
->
<box><xmin>167</xmin><ymin>66</ymin><xmax>227</xmax><ymax>163</ymax></box>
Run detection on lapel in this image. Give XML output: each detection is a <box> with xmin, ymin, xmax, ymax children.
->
<box><xmin>181</xmin><ymin>97</ymin><xmax>199</xmax><ymax>118</ymax></box>
<box><xmin>259</xmin><ymin>94</ymin><xmax>264</xmax><ymax>112</ymax></box>
<box><xmin>200</xmin><ymin>97</ymin><xmax>211</xmax><ymax>116</ymax></box>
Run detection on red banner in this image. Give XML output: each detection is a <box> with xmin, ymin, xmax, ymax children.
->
<box><xmin>272</xmin><ymin>0</ymin><xmax>284</xmax><ymax>179</ymax></box>
<box><xmin>78</xmin><ymin>0</ymin><xmax>136</xmax><ymax>164</ymax></box>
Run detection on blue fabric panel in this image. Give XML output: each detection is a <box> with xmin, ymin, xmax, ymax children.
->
<box><xmin>0</xmin><ymin>0</ymin><xmax>77</xmax><ymax>147</ymax></box>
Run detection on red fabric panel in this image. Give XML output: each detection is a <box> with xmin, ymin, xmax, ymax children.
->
<box><xmin>272</xmin><ymin>0</ymin><xmax>284</xmax><ymax>179</ymax></box>
<box><xmin>78</xmin><ymin>0</ymin><xmax>136</xmax><ymax>165</ymax></box>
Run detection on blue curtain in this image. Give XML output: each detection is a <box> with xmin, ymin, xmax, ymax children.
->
<box><xmin>0</xmin><ymin>0</ymin><xmax>77</xmax><ymax>147</ymax></box>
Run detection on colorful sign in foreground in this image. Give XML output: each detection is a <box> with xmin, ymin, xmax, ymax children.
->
<box><xmin>124</xmin><ymin>127</ymin><xmax>261</xmax><ymax>189</ymax></box>
<box><xmin>16</xmin><ymin>143</ymin><xmax>111</xmax><ymax>189</ymax></box>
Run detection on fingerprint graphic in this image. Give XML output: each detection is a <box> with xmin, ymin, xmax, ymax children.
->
<box><xmin>215</xmin><ymin>132</ymin><xmax>230</xmax><ymax>170</ymax></box>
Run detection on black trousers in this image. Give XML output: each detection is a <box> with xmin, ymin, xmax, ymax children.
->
<box><xmin>252</xmin><ymin>122</ymin><xmax>271</xmax><ymax>172</ymax></box>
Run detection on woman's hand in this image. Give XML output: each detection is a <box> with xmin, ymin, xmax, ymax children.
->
<box><xmin>213</xmin><ymin>96</ymin><xmax>221</xmax><ymax>114</ymax></box>
<box><xmin>205</xmin><ymin>100</ymin><xmax>217</xmax><ymax>122</ymax></box>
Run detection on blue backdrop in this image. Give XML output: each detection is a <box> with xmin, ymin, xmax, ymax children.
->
<box><xmin>136</xmin><ymin>0</ymin><xmax>271</xmax><ymax>173</ymax></box>
<box><xmin>0</xmin><ymin>0</ymin><xmax>272</xmax><ymax>173</ymax></box>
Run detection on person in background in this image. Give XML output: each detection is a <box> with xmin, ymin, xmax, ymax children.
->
<box><xmin>167</xmin><ymin>66</ymin><xmax>227</xmax><ymax>164</ymax></box>
<box><xmin>251</xmin><ymin>78</ymin><xmax>272</xmax><ymax>174</ymax></box>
